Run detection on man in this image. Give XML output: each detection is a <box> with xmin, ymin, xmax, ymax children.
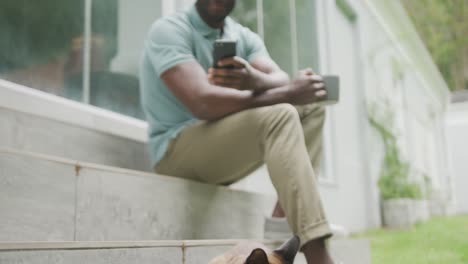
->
<box><xmin>140</xmin><ymin>0</ymin><xmax>334</xmax><ymax>263</ymax></box>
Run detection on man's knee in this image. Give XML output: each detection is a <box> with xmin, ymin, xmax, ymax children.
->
<box><xmin>315</xmin><ymin>105</ymin><xmax>325</xmax><ymax>118</ymax></box>
<box><xmin>298</xmin><ymin>104</ymin><xmax>325</xmax><ymax>119</ymax></box>
<box><xmin>267</xmin><ymin>103</ymin><xmax>299</xmax><ymax>119</ymax></box>
<box><xmin>260</xmin><ymin>103</ymin><xmax>301</xmax><ymax>128</ymax></box>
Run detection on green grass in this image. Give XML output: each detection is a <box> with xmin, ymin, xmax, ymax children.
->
<box><xmin>356</xmin><ymin>215</ymin><xmax>468</xmax><ymax>264</ymax></box>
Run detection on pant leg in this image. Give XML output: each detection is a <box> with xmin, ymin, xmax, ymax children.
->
<box><xmin>295</xmin><ymin>104</ymin><xmax>326</xmax><ymax>175</ymax></box>
<box><xmin>155</xmin><ymin>103</ymin><xmax>331</xmax><ymax>246</ymax></box>
<box><xmin>270</xmin><ymin>104</ymin><xmax>331</xmax><ymax>246</ymax></box>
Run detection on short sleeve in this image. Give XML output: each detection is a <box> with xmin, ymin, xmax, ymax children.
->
<box><xmin>145</xmin><ymin>19</ymin><xmax>196</xmax><ymax>77</ymax></box>
<box><xmin>243</xmin><ymin>28</ymin><xmax>271</xmax><ymax>63</ymax></box>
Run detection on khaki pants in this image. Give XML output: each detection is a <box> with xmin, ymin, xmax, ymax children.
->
<box><xmin>155</xmin><ymin>103</ymin><xmax>331</xmax><ymax>247</ymax></box>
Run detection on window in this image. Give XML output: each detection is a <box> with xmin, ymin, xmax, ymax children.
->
<box><xmin>231</xmin><ymin>0</ymin><xmax>258</xmax><ymax>33</ymax></box>
<box><xmin>0</xmin><ymin>0</ymin><xmax>84</xmax><ymax>97</ymax></box>
<box><xmin>263</xmin><ymin>0</ymin><xmax>293</xmax><ymax>75</ymax></box>
<box><xmin>0</xmin><ymin>0</ymin><xmax>163</xmax><ymax>120</ymax></box>
<box><xmin>296</xmin><ymin>0</ymin><xmax>320</xmax><ymax>70</ymax></box>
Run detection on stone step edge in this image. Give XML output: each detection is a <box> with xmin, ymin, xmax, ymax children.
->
<box><xmin>0</xmin><ymin>239</ymin><xmax>370</xmax><ymax>252</ymax></box>
<box><xmin>0</xmin><ymin>79</ymin><xmax>148</xmax><ymax>142</ymax></box>
<box><xmin>0</xmin><ymin>239</ymin><xmax>286</xmax><ymax>251</ymax></box>
<box><xmin>0</xmin><ymin>147</ymin><xmax>259</xmax><ymax>196</ymax></box>
<box><xmin>0</xmin><ymin>147</ymin><xmax>168</xmax><ymax>181</ymax></box>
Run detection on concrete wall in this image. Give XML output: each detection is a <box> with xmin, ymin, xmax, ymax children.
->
<box><xmin>446</xmin><ymin>101</ymin><xmax>468</xmax><ymax>214</ymax></box>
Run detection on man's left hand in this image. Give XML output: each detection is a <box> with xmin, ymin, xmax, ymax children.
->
<box><xmin>208</xmin><ymin>56</ymin><xmax>260</xmax><ymax>90</ymax></box>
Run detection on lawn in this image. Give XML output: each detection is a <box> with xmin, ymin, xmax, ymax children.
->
<box><xmin>357</xmin><ymin>215</ymin><xmax>468</xmax><ymax>264</ymax></box>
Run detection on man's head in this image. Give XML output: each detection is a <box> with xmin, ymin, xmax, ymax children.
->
<box><xmin>196</xmin><ymin>0</ymin><xmax>236</xmax><ymax>27</ymax></box>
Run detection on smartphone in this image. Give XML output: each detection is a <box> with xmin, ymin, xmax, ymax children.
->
<box><xmin>212</xmin><ymin>39</ymin><xmax>237</xmax><ymax>68</ymax></box>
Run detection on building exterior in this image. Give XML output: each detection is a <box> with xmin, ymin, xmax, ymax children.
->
<box><xmin>447</xmin><ymin>91</ymin><xmax>468</xmax><ymax>215</ymax></box>
<box><xmin>0</xmin><ymin>0</ymin><xmax>453</xmax><ymax>234</ymax></box>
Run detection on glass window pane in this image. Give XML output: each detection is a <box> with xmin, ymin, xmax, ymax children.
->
<box><xmin>263</xmin><ymin>0</ymin><xmax>293</xmax><ymax>75</ymax></box>
<box><xmin>0</xmin><ymin>0</ymin><xmax>84</xmax><ymax>97</ymax></box>
<box><xmin>230</xmin><ymin>1</ymin><xmax>258</xmax><ymax>32</ymax></box>
<box><xmin>66</xmin><ymin>0</ymin><xmax>162</xmax><ymax>120</ymax></box>
<box><xmin>296</xmin><ymin>0</ymin><xmax>319</xmax><ymax>70</ymax></box>
<box><xmin>176</xmin><ymin>0</ymin><xmax>195</xmax><ymax>11</ymax></box>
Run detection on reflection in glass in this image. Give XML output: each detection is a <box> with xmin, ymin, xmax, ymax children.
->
<box><xmin>296</xmin><ymin>0</ymin><xmax>319</xmax><ymax>71</ymax></box>
<box><xmin>67</xmin><ymin>0</ymin><xmax>162</xmax><ymax>119</ymax></box>
<box><xmin>230</xmin><ymin>1</ymin><xmax>258</xmax><ymax>33</ymax></box>
<box><xmin>0</xmin><ymin>0</ymin><xmax>84</xmax><ymax>96</ymax></box>
<box><xmin>263</xmin><ymin>0</ymin><xmax>293</xmax><ymax>75</ymax></box>
<box><xmin>0</xmin><ymin>0</ymin><xmax>163</xmax><ymax>120</ymax></box>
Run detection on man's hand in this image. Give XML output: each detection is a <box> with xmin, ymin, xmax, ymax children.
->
<box><xmin>208</xmin><ymin>56</ymin><xmax>261</xmax><ymax>90</ymax></box>
<box><xmin>287</xmin><ymin>68</ymin><xmax>327</xmax><ymax>105</ymax></box>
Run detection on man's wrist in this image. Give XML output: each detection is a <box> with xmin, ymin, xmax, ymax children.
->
<box><xmin>250</xmin><ymin>84</ymin><xmax>292</xmax><ymax>108</ymax></box>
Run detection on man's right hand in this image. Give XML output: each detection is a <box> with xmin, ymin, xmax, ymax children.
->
<box><xmin>208</xmin><ymin>56</ymin><xmax>258</xmax><ymax>91</ymax></box>
<box><xmin>287</xmin><ymin>69</ymin><xmax>327</xmax><ymax>105</ymax></box>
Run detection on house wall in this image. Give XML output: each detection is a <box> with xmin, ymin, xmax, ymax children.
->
<box><xmin>362</xmin><ymin>0</ymin><xmax>453</xmax><ymax>215</ymax></box>
<box><xmin>313</xmin><ymin>0</ymin><xmax>372</xmax><ymax>232</ymax></box>
<box><xmin>446</xmin><ymin>101</ymin><xmax>468</xmax><ymax>214</ymax></box>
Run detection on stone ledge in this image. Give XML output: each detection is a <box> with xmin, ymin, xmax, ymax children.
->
<box><xmin>0</xmin><ymin>79</ymin><xmax>148</xmax><ymax>142</ymax></box>
<box><xmin>0</xmin><ymin>148</ymin><xmax>275</xmax><ymax>242</ymax></box>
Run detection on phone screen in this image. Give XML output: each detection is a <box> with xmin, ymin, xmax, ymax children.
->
<box><xmin>213</xmin><ymin>39</ymin><xmax>237</xmax><ymax>68</ymax></box>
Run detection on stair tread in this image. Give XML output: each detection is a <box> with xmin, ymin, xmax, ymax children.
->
<box><xmin>0</xmin><ymin>238</ymin><xmax>369</xmax><ymax>250</ymax></box>
<box><xmin>0</xmin><ymin>239</ymin><xmax>282</xmax><ymax>251</ymax></box>
<box><xmin>0</xmin><ymin>239</ymin><xmax>371</xmax><ymax>264</ymax></box>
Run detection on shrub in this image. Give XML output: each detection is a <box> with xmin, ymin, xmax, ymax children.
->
<box><xmin>369</xmin><ymin>107</ymin><xmax>423</xmax><ymax>200</ymax></box>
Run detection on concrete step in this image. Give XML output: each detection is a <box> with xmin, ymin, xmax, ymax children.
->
<box><xmin>0</xmin><ymin>239</ymin><xmax>371</xmax><ymax>264</ymax></box>
<box><xmin>0</xmin><ymin>81</ymin><xmax>151</xmax><ymax>172</ymax></box>
<box><xmin>0</xmin><ymin>148</ymin><xmax>275</xmax><ymax>242</ymax></box>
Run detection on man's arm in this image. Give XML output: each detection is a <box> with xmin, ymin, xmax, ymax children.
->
<box><xmin>250</xmin><ymin>56</ymin><xmax>290</xmax><ymax>90</ymax></box>
<box><xmin>208</xmin><ymin>56</ymin><xmax>289</xmax><ymax>92</ymax></box>
<box><xmin>161</xmin><ymin>61</ymin><xmax>326</xmax><ymax>121</ymax></box>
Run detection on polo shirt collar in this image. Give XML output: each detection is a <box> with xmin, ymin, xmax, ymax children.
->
<box><xmin>188</xmin><ymin>5</ymin><xmax>232</xmax><ymax>39</ymax></box>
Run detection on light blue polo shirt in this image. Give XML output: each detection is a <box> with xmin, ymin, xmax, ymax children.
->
<box><xmin>140</xmin><ymin>5</ymin><xmax>270</xmax><ymax>168</ymax></box>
